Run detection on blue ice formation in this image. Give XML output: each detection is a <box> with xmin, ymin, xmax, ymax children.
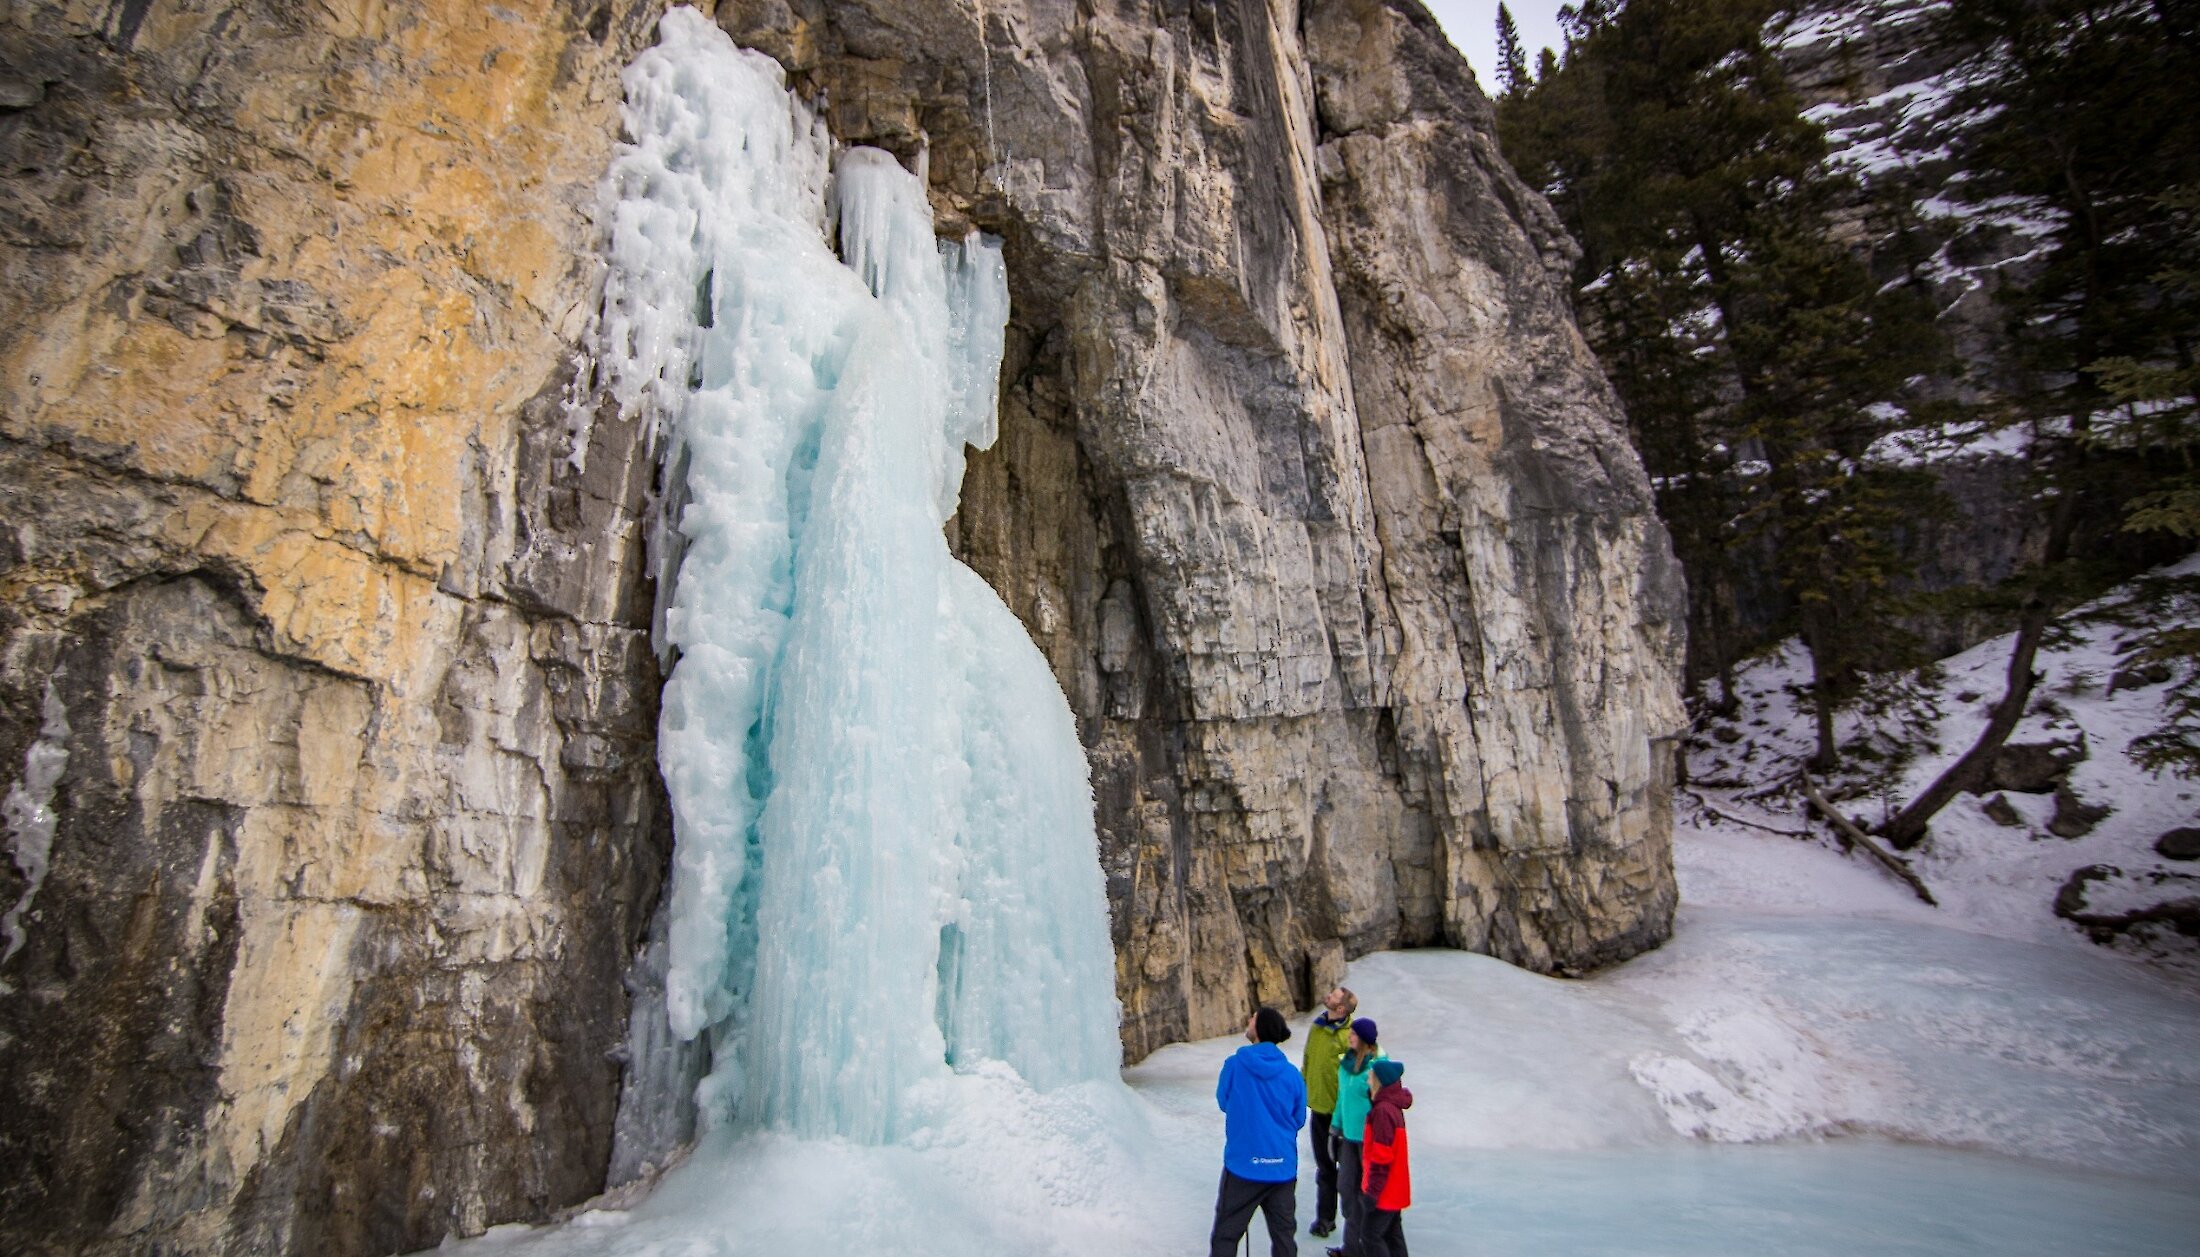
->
<box><xmin>591</xmin><ymin>7</ymin><xmax>1120</xmax><ymax>1145</ymax></box>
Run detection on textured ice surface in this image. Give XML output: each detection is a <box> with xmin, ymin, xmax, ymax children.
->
<box><xmin>596</xmin><ymin>7</ymin><xmax>1116</xmax><ymax>1150</ymax></box>
<box><xmin>449</xmin><ymin>849</ymin><xmax>2200</xmax><ymax>1255</ymax></box>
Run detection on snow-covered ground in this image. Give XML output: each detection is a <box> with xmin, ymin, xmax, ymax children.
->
<box><xmin>442</xmin><ymin>825</ymin><xmax>2200</xmax><ymax>1257</ymax></box>
<box><xmin>1686</xmin><ymin>554</ymin><xmax>2200</xmax><ymax>965</ymax></box>
<box><xmin>441</xmin><ymin>564</ymin><xmax>2200</xmax><ymax>1256</ymax></box>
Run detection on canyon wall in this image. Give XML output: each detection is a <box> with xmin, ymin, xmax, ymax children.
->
<box><xmin>0</xmin><ymin>2</ymin><xmax>1683</xmax><ymax>1254</ymax></box>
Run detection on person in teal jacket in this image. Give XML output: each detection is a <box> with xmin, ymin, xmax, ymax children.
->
<box><xmin>1327</xmin><ymin>1017</ymin><xmax>1386</xmax><ymax>1257</ymax></box>
<box><xmin>1299</xmin><ymin>985</ymin><xmax>1356</xmax><ymax>1238</ymax></box>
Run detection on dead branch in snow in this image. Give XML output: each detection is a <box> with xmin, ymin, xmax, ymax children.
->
<box><xmin>1800</xmin><ymin>773</ymin><xmax>1939</xmax><ymax>906</ymax></box>
<box><xmin>1684</xmin><ymin>788</ymin><xmax>1813</xmax><ymax>838</ymax></box>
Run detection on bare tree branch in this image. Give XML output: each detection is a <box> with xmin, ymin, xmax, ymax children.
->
<box><xmin>1685</xmin><ymin>788</ymin><xmax>1813</xmax><ymax>838</ymax></box>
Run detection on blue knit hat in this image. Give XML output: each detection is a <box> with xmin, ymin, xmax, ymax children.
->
<box><xmin>1350</xmin><ymin>1016</ymin><xmax>1378</xmax><ymax>1044</ymax></box>
<box><xmin>1372</xmin><ymin>1059</ymin><xmax>1404</xmax><ymax>1087</ymax></box>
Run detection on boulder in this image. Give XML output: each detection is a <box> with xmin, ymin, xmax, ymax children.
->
<box><xmin>2107</xmin><ymin>660</ymin><xmax>2174</xmax><ymax>695</ymax></box>
<box><xmin>2157</xmin><ymin>828</ymin><xmax>2200</xmax><ymax>861</ymax></box>
<box><xmin>2047</xmin><ymin>786</ymin><xmax>2113</xmax><ymax>839</ymax></box>
<box><xmin>1984</xmin><ymin>741</ymin><xmax>2083</xmax><ymax>794</ymax></box>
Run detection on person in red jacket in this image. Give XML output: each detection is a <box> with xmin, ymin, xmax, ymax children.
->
<box><xmin>1359</xmin><ymin>1058</ymin><xmax>1413</xmax><ymax>1257</ymax></box>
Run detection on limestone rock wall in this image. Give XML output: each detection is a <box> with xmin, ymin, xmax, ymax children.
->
<box><xmin>0</xmin><ymin>2</ymin><xmax>1684</xmax><ymax>1254</ymax></box>
<box><xmin>0</xmin><ymin>5</ymin><xmax>672</xmax><ymax>1255</ymax></box>
<box><xmin>724</xmin><ymin>0</ymin><xmax>1685</xmax><ymax>1056</ymax></box>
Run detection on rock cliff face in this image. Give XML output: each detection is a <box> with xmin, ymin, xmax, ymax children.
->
<box><xmin>0</xmin><ymin>5</ymin><xmax>674</xmax><ymax>1255</ymax></box>
<box><xmin>0</xmin><ymin>2</ymin><xmax>1683</xmax><ymax>1255</ymax></box>
<box><xmin>745</xmin><ymin>0</ymin><xmax>1686</xmax><ymax>1056</ymax></box>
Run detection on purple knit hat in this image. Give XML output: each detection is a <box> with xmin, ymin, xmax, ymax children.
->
<box><xmin>1350</xmin><ymin>1016</ymin><xmax>1377</xmax><ymax>1045</ymax></box>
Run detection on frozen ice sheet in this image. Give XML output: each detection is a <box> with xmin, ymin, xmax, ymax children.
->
<box><xmin>446</xmin><ymin>880</ymin><xmax>2200</xmax><ymax>1256</ymax></box>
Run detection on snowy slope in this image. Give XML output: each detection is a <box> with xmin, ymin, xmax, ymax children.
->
<box><xmin>1774</xmin><ymin>0</ymin><xmax>2057</xmax><ymax>323</ymax></box>
<box><xmin>1685</xmin><ymin>556</ymin><xmax>2200</xmax><ymax>966</ymax></box>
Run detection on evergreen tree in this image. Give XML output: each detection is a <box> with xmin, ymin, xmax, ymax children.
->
<box><xmin>1496</xmin><ymin>3</ymin><xmax>1532</xmax><ymax>95</ymax></box>
<box><xmin>1879</xmin><ymin>0</ymin><xmax>2200</xmax><ymax>816</ymax></box>
<box><xmin>1500</xmin><ymin>0</ymin><xmax>1952</xmax><ymax>768</ymax></box>
<box><xmin>1936</xmin><ymin>0</ymin><xmax>2200</xmax><ymax>445</ymax></box>
<box><xmin>1555</xmin><ymin>0</ymin><xmax>1616</xmax><ymax>45</ymax></box>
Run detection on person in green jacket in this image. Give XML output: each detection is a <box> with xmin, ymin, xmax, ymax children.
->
<box><xmin>1328</xmin><ymin>1018</ymin><xmax>1386</xmax><ymax>1257</ymax></box>
<box><xmin>1298</xmin><ymin>986</ymin><xmax>1356</xmax><ymax>1238</ymax></box>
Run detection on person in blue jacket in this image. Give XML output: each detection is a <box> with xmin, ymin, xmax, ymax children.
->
<box><xmin>1210</xmin><ymin>1006</ymin><xmax>1309</xmax><ymax>1257</ymax></box>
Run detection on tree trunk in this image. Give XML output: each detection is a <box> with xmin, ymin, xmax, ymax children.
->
<box><xmin>1803</xmin><ymin>612</ymin><xmax>1841</xmax><ymax>773</ymax></box>
<box><xmin>1801</xmin><ymin>775</ymin><xmax>1938</xmax><ymax>905</ymax></box>
<box><xmin>1876</xmin><ymin>598</ymin><xmax>2049</xmax><ymax>850</ymax></box>
<box><xmin>1878</xmin><ymin>484</ymin><xmax>2080</xmax><ymax>850</ymax></box>
<box><xmin>1709</xmin><ymin>571</ymin><xmax>1741</xmax><ymax>719</ymax></box>
<box><xmin>1715</xmin><ymin>662</ymin><xmax>1739</xmax><ymax>720</ymax></box>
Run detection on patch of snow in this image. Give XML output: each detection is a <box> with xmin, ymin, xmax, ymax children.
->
<box><xmin>1864</xmin><ymin>418</ymin><xmax>2032</xmax><ymax>465</ymax></box>
<box><xmin>1685</xmin><ymin>556</ymin><xmax>2200</xmax><ymax>963</ymax></box>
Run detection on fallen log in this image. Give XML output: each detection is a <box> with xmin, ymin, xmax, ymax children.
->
<box><xmin>1684</xmin><ymin>788</ymin><xmax>1813</xmax><ymax>839</ymax></box>
<box><xmin>1799</xmin><ymin>774</ymin><xmax>1939</xmax><ymax>907</ymax></box>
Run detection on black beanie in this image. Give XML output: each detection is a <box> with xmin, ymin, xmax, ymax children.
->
<box><xmin>1253</xmin><ymin>1006</ymin><xmax>1292</xmax><ymax>1044</ymax></box>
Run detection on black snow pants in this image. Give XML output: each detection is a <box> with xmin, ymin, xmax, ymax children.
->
<box><xmin>1361</xmin><ymin>1207</ymin><xmax>1409</xmax><ymax>1257</ymax></box>
<box><xmin>1209</xmin><ymin>1168</ymin><xmax>1297</xmax><ymax>1257</ymax></box>
<box><xmin>1309</xmin><ymin>1110</ymin><xmax>1339</xmax><ymax>1228</ymax></box>
<box><xmin>1337</xmin><ymin>1138</ymin><xmax>1367</xmax><ymax>1254</ymax></box>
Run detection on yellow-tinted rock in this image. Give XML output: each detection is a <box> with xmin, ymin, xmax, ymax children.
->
<box><xmin>0</xmin><ymin>6</ymin><xmax>674</xmax><ymax>1256</ymax></box>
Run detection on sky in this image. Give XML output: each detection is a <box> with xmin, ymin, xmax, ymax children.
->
<box><xmin>1417</xmin><ymin>1</ymin><xmax>1569</xmax><ymax>95</ymax></box>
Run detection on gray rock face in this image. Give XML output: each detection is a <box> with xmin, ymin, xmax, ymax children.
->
<box><xmin>0</xmin><ymin>1</ymin><xmax>1683</xmax><ymax>1253</ymax></box>
<box><xmin>724</xmin><ymin>0</ymin><xmax>1684</xmax><ymax>1056</ymax></box>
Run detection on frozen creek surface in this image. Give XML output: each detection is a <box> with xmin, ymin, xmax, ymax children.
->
<box><xmin>445</xmin><ymin>824</ymin><xmax>2200</xmax><ymax>1256</ymax></box>
<box><xmin>450</xmin><ymin>10</ymin><xmax>2200</xmax><ymax>1255</ymax></box>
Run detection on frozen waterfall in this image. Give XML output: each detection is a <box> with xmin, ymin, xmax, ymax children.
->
<box><xmin>591</xmin><ymin>7</ymin><xmax>1119</xmax><ymax>1148</ymax></box>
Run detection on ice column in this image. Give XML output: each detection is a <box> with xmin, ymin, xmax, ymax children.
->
<box><xmin>594</xmin><ymin>7</ymin><xmax>1119</xmax><ymax>1145</ymax></box>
